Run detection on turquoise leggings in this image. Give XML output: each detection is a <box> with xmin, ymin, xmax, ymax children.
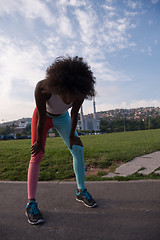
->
<box><xmin>28</xmin><ymin>108</ymin><xmax>85</xmax><ymax>199</ymax></box>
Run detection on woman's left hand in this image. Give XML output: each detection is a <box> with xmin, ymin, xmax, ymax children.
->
<box><xmin>31</xmin><ymin>141</ymin><xmax>44</xmax><ymax>156</ymax></box>
<box><xmin>69</xmin><ymin>135</ymin><xmax>83</xmax><ymax>149</ymax></box>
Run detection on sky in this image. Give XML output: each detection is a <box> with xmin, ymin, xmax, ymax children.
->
<box><xmin>0</xmin><ymin>0</ymin><xmax>160</xmax><ymax>123</ymax></box>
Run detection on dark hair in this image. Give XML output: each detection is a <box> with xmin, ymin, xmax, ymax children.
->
<box><xmin>44</xmin><ymin>56</ymin><xmax>96</xmax><ymax>99</ymax></box>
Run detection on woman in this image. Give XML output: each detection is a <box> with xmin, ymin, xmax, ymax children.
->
<box><xmin>25</xmin><ymin>56</ymin><xmax>97</xmax><ymax>225</ymax></box>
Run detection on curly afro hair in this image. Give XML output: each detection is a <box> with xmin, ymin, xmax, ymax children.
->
<box><xmin>44</xmin><ymin>56</ymin><xmax>96</xmax><ymax>99</ymax></box>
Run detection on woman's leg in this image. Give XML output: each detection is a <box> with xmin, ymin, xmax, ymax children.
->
<box><xmin>27</xmin><ymin>108</ymin><xmax>53</xmax><ymax>200</ymax></box>
<box><xmin>51</xmin><ymin>112</ymin><xmax>85</xmax><ymax>190</ymax></box>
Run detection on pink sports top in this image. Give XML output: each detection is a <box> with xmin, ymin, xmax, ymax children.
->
<box><xmin>46</xmin><ymin>94</ymin><xmax>73</xmax><ymax>115</ymax></box>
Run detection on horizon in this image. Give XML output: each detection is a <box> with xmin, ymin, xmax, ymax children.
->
<box><xmin>0</xmin><ymin>0</ymin><xmax>160</xmax><ymax>123</ymax></box>
<box><xmin>1</xmin><ymin>105</ymin><xmax>160</xmax><ymax>125</ymax></box>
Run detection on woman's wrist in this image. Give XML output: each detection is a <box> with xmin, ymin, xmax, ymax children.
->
<box><xmin>36</xmin><ymin>139</ymin><xmax>43</xmax><ymax>146</ymax></box>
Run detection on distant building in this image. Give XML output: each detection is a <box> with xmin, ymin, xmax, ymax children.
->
<box><xmin>15</xmin><ymin>120</ymin><xmax>31</xmax><ymax>133</ymax></box>
<box><xmin>77</xmin><ymin>98</ymin><xmax>100</xmax><ymax>132</ymax></box>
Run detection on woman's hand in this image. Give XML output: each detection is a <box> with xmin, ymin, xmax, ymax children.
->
<box><xmin>69</xmin><ymin>135</ymin><xmax>83</xmax><ymax>149</ymax></box>
<box><xmin>31</xmin><ymin>142</ymin><xmax>44</xmax><ymax>156</ymax></box>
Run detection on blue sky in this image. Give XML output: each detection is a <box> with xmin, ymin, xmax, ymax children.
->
<box><xmin>0</xmin><ymin>0</ymin><xmax>160</xmax><ymax>123</ymax></box>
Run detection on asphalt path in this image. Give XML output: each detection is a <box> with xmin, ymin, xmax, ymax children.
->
<box><xmin>0</xmin><ymin>180</ymin><xmax>160</xmax><ymax>240</ymax></box>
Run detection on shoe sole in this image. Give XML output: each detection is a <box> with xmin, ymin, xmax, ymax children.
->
<box><xmin>25</xmin><ymin>212</ymin><xmax>44</xmax><ymax>225</ymax></box>
<box><xmin>76</xmin><ymin>198</ymin><xmax>98</xmax><ymax>208</ymax></box>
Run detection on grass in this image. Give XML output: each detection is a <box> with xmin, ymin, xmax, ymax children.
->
<box><xmin>0</xmin><ymin>129</ymin><xmax>160</xmax><ymax>181</ymax></box>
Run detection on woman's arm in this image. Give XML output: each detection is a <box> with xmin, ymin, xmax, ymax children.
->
<box><xmin>70</xmin><ymin>99</ymin><xmax>84</xmax><ymax>149</ymax></box>
<box><xmin>31</xmin><ymin>80</ymin><xmax>50</xmax><ymax>156</ymax></box>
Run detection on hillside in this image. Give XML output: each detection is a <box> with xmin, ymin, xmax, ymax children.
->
<box><xmin>1</xmin><ymin>107</ymin><xmax>160</xmax><ymax>127</ymax></box>
<box><xmin>87</xmin><ymin>107</ymin><xmax>160</xmax><ymax>121</ymax></box>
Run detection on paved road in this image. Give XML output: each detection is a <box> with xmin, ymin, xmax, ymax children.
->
<box><xmin>0</xmin><ymin>180</ymin><xmax>160</xmax><ymax>240</ymax></box>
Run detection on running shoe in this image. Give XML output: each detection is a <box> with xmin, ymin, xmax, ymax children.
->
<box><xmin>25</xmin><ymin>201</ymin><xmax>44</xmax><ymax>225</ymax></box>
<box><xmin>76</xmin><ymin>188</ymin><xmax>97</xmax><ymax>208</ymax></box>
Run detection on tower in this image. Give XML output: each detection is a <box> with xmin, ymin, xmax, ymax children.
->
<box><xmin>80</xmin><ymin>105</ymin><xmax>85</xmax><ymax>130</ymax></box>
<box><xmin>93</xmin><ymin>97</ymin><xmax>97</xmax><ymax>120</ymax></box>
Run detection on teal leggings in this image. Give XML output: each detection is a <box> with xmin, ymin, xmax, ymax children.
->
<box><xmin>28</xmin><ymin>108</ymin><xmax>85</xmax><ymax>199</ymax></box>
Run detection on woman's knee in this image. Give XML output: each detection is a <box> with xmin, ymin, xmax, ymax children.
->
<box><xmin>70</xmin><ymin>144</ymin><xmax>84</xmax><ymax>156</ymax></box>
<box><xmin>30</xmin><ymin>151</ymin><xmax>44</xmax><ymax>164</ymax></box>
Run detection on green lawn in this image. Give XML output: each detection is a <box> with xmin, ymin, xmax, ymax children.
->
<box><xmin>0</xmin><ymin>129</ymin><xmax>160</xmax><ymax>181</ymax></box>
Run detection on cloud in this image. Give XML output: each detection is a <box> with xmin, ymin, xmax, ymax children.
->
<box><xmin>58</xmin><ymin>0</ymin><xmax>86</xmax><ymax>7</ymax></box>
<box><xmin>140</xmin><ymin>48</ymin><xmax>145</xmax><ymax>53</ymax></box>
<box><xmin>0</xmin><ymin>0</ymin><xmax>55</xmax><ymax>25</ymax></box>
<box><xmin>102</xmin><ymin>4</ymin><xmax>115</xmax><ymax>11</ymax></box>
<box><xmin>147</xmin><ymin>46</ymin><xmax>152</xmax><ymax>56</ymax></box>
<box><xmin>151</xmin><ymin>0</ymin><xmax>159</xmax><ymax>4</ymax></box>
<box><xmin>0</xmin><ymin>35</ymin><xmax>47</xmax><ymax>101</ymax></box>
<box><xmin>42</xmin><ymin>36</ymin><xmax>63</xmax><ymax>58</ymax></box>
<box><xmin>148</xmin><ymin>19</ymin><xmax>152</xmax><ymax>25</ymax></box>
<box><xmin>0</xmin><ymin>34</ymin><xmax>49</xmax><ymax>121</ymax></box>
<box><xmin>126</xmin><ymin>0</ymin><xmax>141</xmax><ymax>9</ymax></box>
<box><xmin>93</xmin><ymin>99</ymin><xmax>160</xmax><ymax>113</ymax></box>
<box><xmin>99</xmin><ymin>7</ymin><xmax>138</xmax><ymax>52</ymax></box>
<box><xmin>90</xmin><ymin>61</ymin><xmax>132</xmax><ymax>83</ymax></box>
<box><xmin>129</xmin><ymin>99</ymin><xmax>160</xmax><ymax>109</ymax></box>
<box><xmin>74</xmin><ymin>8</ymin><xmax>97</xmax><ymax>44</ymax></box>
<box><xmin>0</xmin><ymin>99</ymin><xmax>34</xmax><ymax>122</ymax></box>
<box><xmin>124</xmin><ymin>10</ymin><xmax>138</xmax><ymax>17</ymax></box>
<box><xmin>140</xmin><ymin>46</ymin><xmax>153</xmax><ymax>56</ymax></box>
<box><xmin>105</xmin><ymin>0</ymin><xmax>113</xmax><ymax>3</ymax></box>
<box><xmin>58</xmin><ymin>14</ymin><xmax>75</xmax><ymax>37</ymax></box>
